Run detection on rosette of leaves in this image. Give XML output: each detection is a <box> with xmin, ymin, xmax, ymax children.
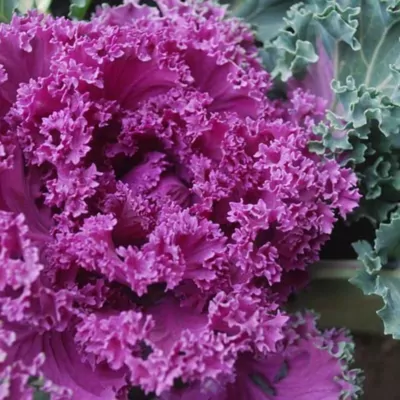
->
<box><xmin>230</xmin><ymin>0</ymin><xmax>400</xmax><ymax>338</ymax></box>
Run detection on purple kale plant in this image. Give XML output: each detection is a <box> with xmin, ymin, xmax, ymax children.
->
<box><xmin>0</xmin><ymin>1</ymin><xmax>361</xmax><ymax>399</ymax></box>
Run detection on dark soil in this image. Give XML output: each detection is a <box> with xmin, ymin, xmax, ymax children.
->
<box><xmin>320</xmin><ymin>218</ymin><xmax>376</xmax><ymax>260</ymax></box>
<box><xmin>355</xmin><ymin>335</ymin><xmax>400</xmax><ymax>399</ymax></box>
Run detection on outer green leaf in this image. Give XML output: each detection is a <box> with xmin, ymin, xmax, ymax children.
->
<box><xmin>36</xmin><ymin>0</ymin><xmax>51</xmax><ymax>12</ymax></box>
<box><xmin>375</xmin><ymin>211</ymin><xmax>400</xmax><ymax>258</ymax></box>
<box><xmin>230</xmin><ymin>0</ymin><xmax>298</xmax><ymax>42</ymax></box>
<box><xmin>289</xmin><ymin>1</ymin><xmax>400</xmax><ymax>248</ymax></box>
<box><xmin>377</xmin><ymin>273</ymin><xmax>400</xmax><ymax>339</ymax></box>
<box><xmin>265</xmin><ymin>0</ymin><xmax>400</xmax><ymax>158</ymax></box>
<box><xmin>17</xmin><ymin>0</ymin><xmax>33</xmax><ymax>12</ymax></box>
<box><xmin>352</xmin><ymin>240</ymin><xmax>382</xmax><ymax>274</ymax></box>
<box><xmin>69</xmin><ymin>0</ymin><xmax>92</xmax><ymax>20</ymax></box>
<box><xmin>267</xmin><ymin>1</ymin><xmax>361</xmax><ymax>80</ymax></box>
<box><xmin>0</xmin><ymin>0</ymin><xmax>17</xmax><ymax>22</ymax></box>
<box><xmin>325</xmin><ymin>2</ymin><xmax>400</xmax><ymax>339</ymax></box>
<box><xmin>335</xmin><ymin>2</ymin><xmax>400</xmax><ymax>90</ymax></box>
<box><xmin>351</xmin><ymin>212</ymin><xmax>400</xmax><ymax>338</ymax></box>
<box><xmin>351</xmin><ymin>266</ymin><xmax>400</xmax><ymax>339</ymax></box>
<box><xmin>17</xmin><ymin>0</ymin><xmax>52</xmax><ymax>13</ymax></box>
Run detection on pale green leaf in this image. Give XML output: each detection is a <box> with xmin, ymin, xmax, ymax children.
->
<box><xmin>352</xmin><ymin>240</ymin><xmax>382</xmax><ymax>274</ymax></box>
<box><xmin>351</xmin><ymin>267</ymin><xmax>400</xmax><ymax>339</ymax></box>
<box><xmin>375</xmin><ymin>210</ymin><xmax>400</xmax><ymax>258</ymax></box>
<box><xmin>0</xmin><ymin>0</ymin><xmax>17</xmax><ymax>22</ymax></box>
<box><xmin>377</xmin><ymin>273</ymin><xmax>400</xmax><ymax>339</ymax></box>
<box><xmin>230</xmin><ymin>0</ymin><xmax>298</xmax><ymax>42</ymax></box>
<box><xmin>69</xmin><ymin>0</ymin><xmax>92</xmax><ymax>20</ymax></box>
<box><xmin>352</xmin><ymin>210</ymin><xmax>400</xmax><ymax>338</ymax></box>
<box><xmin>16</xmin><ymin>0</ymin><xmax>34</xmax><ymax>13</ymax></box>
<box><xmin>296</xmin><ymin>1</ymin><xmax>400</xmax><ymax>230</ymax></box>
<box><xmin>35</xmin><ymin>0</ymin><xmax>51</xmax><ymax>12</ymax></box>
<box><xmin>17</xmin><ymin>0</ymin><xmax>52</xmax><ymax>13</ymax></box>
<box><xmin>267</xmin><ymin>1</ymin><xmax>361</xmax><ymax>80</ymax></box>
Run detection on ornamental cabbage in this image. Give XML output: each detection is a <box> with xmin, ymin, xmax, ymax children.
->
<box><xmin>0</xmin><ymin>0</ymin><xmax>360</xmax><ymax>398</ymax></box>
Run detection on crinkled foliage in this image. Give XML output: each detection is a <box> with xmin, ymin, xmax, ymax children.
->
<box><xmin>0</xmin><ymin>0</ymin><xmax>360</xmax><ymax>398</ymax></box>
<box><xmin>161</xmin><ymin>312</ymin><xmax>362</xmax><ymax>400</ymax></box>
<box><xmin>248</xmin><ymin>0</ymin><xmax>400</xmax><ymax>338</ymax></box>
